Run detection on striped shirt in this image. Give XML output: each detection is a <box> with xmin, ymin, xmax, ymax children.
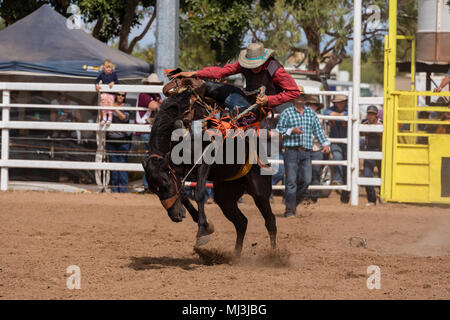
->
<box><xmin>276</xmin><ymin>105</ymin><xmax>329</xmax><ymax>150</ymax></box>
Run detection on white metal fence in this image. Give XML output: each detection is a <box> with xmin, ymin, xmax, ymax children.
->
<box><xmin>0</xmin><ymin>82</ymin><xmax>383</xmax><ymax>205</ymax></box>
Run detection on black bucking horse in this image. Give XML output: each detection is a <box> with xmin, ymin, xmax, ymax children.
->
<box><xmin>142</xmin><ymin>82</ymin><xmax>277</xmax><ymax>257</ymax></box>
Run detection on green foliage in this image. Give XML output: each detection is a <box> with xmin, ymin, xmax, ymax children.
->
<box><xmin>180</xmin><ymin>0</ymin><xmax>254</xmax><ymax>65</ymax></box>
<box><xmin>339</xmin><ymin>56</ymin><xmax>384</xmax><ymax>84</ymax></box>
<box><xmin>0</xmin><ymin>0</ymin><xmax>71</xmax><ymax>25</ymax></box>
<box><xmin>76</xmin><ymin>0</ymin><xmax>156</xmax><ymax>51</ymax></box>
<box><xmin>0</xmin><ymin>0</ymin><xmax>157</xmax><ymax>54</ymax></box>
<box><xmin>248</xmin><ymin>0</ymin><xmax>301</xmax><ymax>64</ymax></box>
<box><xmin>247</xmin><ymin>0</ymin><xmax>416</xmax><ymax>81</ymax></box>
<box><xmin>179</xmin><ymin>35</ymin><xmax>217</xmax><ymax>70</ymax></box>
<box><xmin>132</xmin><ymin>43</ymin><xmax>155</xmax><ymax>64</ymax></box>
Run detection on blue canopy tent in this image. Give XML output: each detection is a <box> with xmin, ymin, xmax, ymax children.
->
<box><xmin>0</xmin><ymin>4</ymin><xmax>152</xmax><ymax>82</ymax></box>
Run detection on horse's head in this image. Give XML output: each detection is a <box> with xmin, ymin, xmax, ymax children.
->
<box><xmin>142</xmin><ymin>153</ymin><xmax>185</xmax><ymax>222</ymax></box>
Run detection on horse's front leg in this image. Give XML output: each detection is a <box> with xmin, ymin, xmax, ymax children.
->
<box><xmin>180</xmin><ymin>188</ymin><xmax>198</xmax><ymax>222</ymax></box>
<box><xmin>194</xmin><ymin>163</ymin><xmax>214</xmax><ymax>246</ymax></box>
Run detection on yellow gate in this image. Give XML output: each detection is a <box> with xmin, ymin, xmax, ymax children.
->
<box><xmin>382</xmin><ymin>91</ymin><xmax>450</xmax><ymax>203</ymax></box>
<box><xmin>381</xmin><ymin>0</ymin><xmax>450</xmax><ymax>204</ymax></box>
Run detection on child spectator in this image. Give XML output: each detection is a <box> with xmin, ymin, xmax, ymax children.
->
<box><xmin>95</xmin><ymin>59</ymin><xmax>119</xmax><ymax>125</ymax></box>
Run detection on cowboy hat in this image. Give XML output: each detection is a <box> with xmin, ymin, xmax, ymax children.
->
<box><xmin>304</xmin><ymin>94</ymin><xmax>323</xmax><ymax>110</ymax></box>
<box><xmin>238</xmin><ymin>43</ymin><xmax>275</xmax><ymax>69</ymax></box>
<box><xmin>142</xmin><ymin>73</ymin><xmax>163</xmax><ymax>84</ymax></box>
<box><xmin>332</xmin><ymin>94</ymin><xmax>348</xmax><ymax>103</ymax></box>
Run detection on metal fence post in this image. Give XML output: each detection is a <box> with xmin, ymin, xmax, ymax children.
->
<box><xmin>347</xmin><ymin>88</ymin><xmax>353</xmax><ymax>198</ymax></box>
<box><xmin>351</xmin><ymin>0</ymin><xmax>362</xmax><ymax>206</ymax></box>
<box><xmin>1</xmin><ymin>90</ymin><xmax>10</xmax><ymax>191</ymax></box>
<box><xmin>155</xmin><ymin>0</ymin><xmax>180</xmax><ymax>83</ymax></box>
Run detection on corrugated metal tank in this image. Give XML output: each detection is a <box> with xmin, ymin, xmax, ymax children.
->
<box><xmin>416</xmin><ymin>0</ymin><xmax>450</xmax><ymax>63</ymax></box>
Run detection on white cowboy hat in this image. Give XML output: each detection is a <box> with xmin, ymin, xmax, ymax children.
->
<box><xmin>142</xmin><ymin>73</ymin><xmax>163</xmax><ymax>84</ymax></box>
<box><xmin>332</xmin><ymin>94</ymin><xmax>348</xmax><ymax>103</ymax></box>
<box><xmin>238</xmin><ymin>43</ymin><xmax>275</xmax><ymax>69</ymax></box>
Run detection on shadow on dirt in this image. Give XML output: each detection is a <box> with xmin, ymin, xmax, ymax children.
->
<box><xmin>128</xmin><ymin>256</ymin><xmax>204</xmax><ymax>271</ymax></box>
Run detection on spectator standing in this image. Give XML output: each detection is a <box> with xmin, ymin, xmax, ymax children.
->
<box><xmin>276</xmin><ymin>95</ymin><xmax>330</xmax><ymax>218</ymax></box>
<box><xmin>304</xmin><ymin>95</ymin><xmax>324</xmax><ymax>203</ymax></box>
<box><xmin>324</xmin><ymin>94</ymin><xmax>350</xmax><ymax>203</ymax></box>
<box><xmin>95</xmin><ymin>59</ymin><xmax>119</xmax><ymax>125</ymax></box>
<box><xmin>268</xmin><ymin>86</ymin><xmax>305</xmax><ymax>203</ymax></box>
<box><xmin>137</xmin><ymin>73</ymin><xmax>163</xmax><ymax>192</ymax></box>
<box><xmin>106</xmin><ymin>92</ymin><xmax>132</xmax><ymax>193</ymax></box>
<box><xmin>361</xmin><ymin>105</ymin><xmax>383</xmax><ymax>206</ymax></box>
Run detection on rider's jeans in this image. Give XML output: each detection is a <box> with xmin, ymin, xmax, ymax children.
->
<box><xmin>224</xmin><ymin>93</ymin><xmax>251</xmax><ymax>111</ymax></box>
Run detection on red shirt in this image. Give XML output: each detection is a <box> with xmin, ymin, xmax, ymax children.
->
<box><xmin>196</xmin><ymin>61</ymin><xmax>300</xmax><ymax>107</ymax></box>
<box><xmin>136</xmin><ymin>93</ymin><xmax>162</xmax><ymax>135</ymax></box>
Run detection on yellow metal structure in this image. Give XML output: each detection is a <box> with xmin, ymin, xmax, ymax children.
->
<box><xmin>381</xmin><ymin>0</ymin><xmax>450</xmax><ymax>203</ymax></box>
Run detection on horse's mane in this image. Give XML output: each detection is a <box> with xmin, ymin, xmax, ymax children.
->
<box><xmin>149</xmin><ymin>90</ymin><xmax>191</xmax><ymax>154</ymax></box>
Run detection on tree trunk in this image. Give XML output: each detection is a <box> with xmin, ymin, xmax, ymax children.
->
<box><xmin>128</xmin><ymin>7</ymin><xmax>157</xmax><ymax>54</ymax></box>
<box><xmin>321</xmin><ymin>52</ymin><xmax>345</xmax><ymax>75</ymax></box>
<box><xmin>92</xmin><ymin>17</ymin><xmax>104</xmax><ymax>40</ymax></box>
<box><xmin>303</xmin><ymin>25</ymin><xmax>321</xmax><ymax>72</ymax></box>
<box><xmin>118</xmin><ymin>0</ymin><xmax>139</xmax><ymax>53</ymax></box>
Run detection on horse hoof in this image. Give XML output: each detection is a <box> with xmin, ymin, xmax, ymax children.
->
<box><xmin>206</xmin><ymin>221</ymin><xmax>215</xmax><ymax>235</ymax></box>
<box><xmin>195</xmin><ymin>235</ymin><xmax>210</xmax><ymax>247</ymax></box>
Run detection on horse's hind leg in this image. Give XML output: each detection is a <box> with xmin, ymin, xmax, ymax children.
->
<box><xmin>214</xmin><ymin>179</ymin><xmax>247</xmax><ymax>257</ymax></box>
<box><xmin>246</xmin><ymin>167</ymin><xmax>277</xmax><ymax>249</ymax></box>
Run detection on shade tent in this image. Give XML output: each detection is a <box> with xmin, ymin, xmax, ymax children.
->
<box><xmin>0</xmin><ymin>4</ymin><xmax>152</xmax><ymax>81</ymax></box>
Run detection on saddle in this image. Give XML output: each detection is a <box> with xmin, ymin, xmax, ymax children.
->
<box><xmin>163</xmin><ymin>78</ymin><xmax>206</xmax><ymax>97</ymax></box>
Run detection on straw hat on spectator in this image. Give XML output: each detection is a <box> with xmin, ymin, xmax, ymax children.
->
<box><xmin>304</xmin><ymin>94</ymin><xmax>323</xmax><ymax>110</ymax></box>
<box><xmin>142</xmin><ymin>73</ymin><xmax>163</xmax><ymax>85</ymax></box>
<box><xmin>332</xmin><ymin>94</ymin><xmax>348</xmax><ymax>103</ymax></box>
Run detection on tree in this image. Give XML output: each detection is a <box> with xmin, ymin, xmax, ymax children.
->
<box><xmin>248</xmin><ymin>0</ymin><xmax>417</xmax><ymax>76</ymax></box>
<box><xmin>179</xmin><ymin>0</ymin><xmax>255</xmax><ymax>65</ymax></box>
<box><xmin>248</xmin><ymin>0</ymin><xmax>301</xmax><ymax>65</ymax></box>
<box><xmin>178</xmin><ymin>34</ymin><xmax>217</xmax><ymax>70</ymax></box>
<box><xmin>76</xmin><ymin>0</ymin><xmax>157</xmax><ymax>54</ymax></box>
<box><xmin>0</xmin><ymin>0</ymin><xmax>71</xmax><ymax>25</ymax></box>
<box><xmin>132</xmin><ymin>43</ymin><xmax>155</xmax><ymax>64</ymax></box>
<box><xmin>0</xmin><ymin>0</ymin><xmax>157</xmax><ymax>54</ymax></box>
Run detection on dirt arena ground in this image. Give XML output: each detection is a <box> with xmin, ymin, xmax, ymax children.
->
<box><xmin>1</xmin><ymin>190</ymin><xmax>449</xmax><ymax>300</ymax></box>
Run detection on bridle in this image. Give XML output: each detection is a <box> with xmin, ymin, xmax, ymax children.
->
<box><xmin>148</xmin><ymin>153</ymin><xmax>180</xmax><ymax>210</ymax></box>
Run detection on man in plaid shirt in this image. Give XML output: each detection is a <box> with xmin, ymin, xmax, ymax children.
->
<box><xmin>276</xmin><ymin>95</ymin><xmax>330</xmax><ymax>217</ymax></box>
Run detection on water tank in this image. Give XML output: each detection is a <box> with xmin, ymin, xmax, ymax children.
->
<box><xmin>416</xmin><ymin>0</ymin><xmax>450</xmax><ymax>64</ymax></box>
